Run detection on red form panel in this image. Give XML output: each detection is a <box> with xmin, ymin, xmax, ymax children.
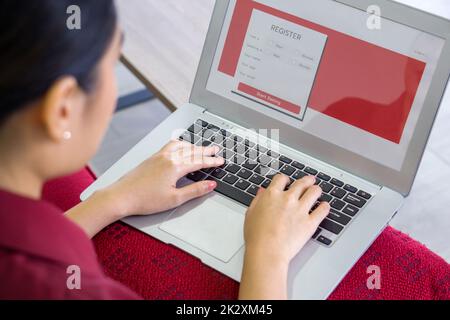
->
<box><xmin>218</xmin><ymin>0</ymin><xmax>426</xmax><ymax>144</ymax></box>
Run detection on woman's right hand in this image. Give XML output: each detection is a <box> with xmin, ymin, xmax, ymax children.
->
<box><xmin>245</xmin><ymin>174</ymin><xmax>330</xmax><ymax>263</ymax></box>
<box><xmin>239</xmin><ymin>174</ymin><xmax>330</xmax><ymax>300</ymax></box>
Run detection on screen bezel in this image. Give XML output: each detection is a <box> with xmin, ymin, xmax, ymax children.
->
<box><xmin>190</xmin><ymin>0</ymin><xmax>450</xmax><ymax>196</ymax></box>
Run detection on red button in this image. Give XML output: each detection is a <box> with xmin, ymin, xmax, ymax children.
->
<box><xmin>238</xmin><ymin>82</ymin><xmax>301</xmax><ymax>115</ymax></box>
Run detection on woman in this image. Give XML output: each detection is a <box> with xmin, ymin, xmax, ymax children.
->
<box><xmin>0</xmin><ymin>1</ymin><xmax>330</xmax><ymax>300</ymax></box>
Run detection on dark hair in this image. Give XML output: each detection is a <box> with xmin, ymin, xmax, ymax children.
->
<box><xmin>0</xmin><ymin>0</ymin><xmax>117</xmax><ymax>123</ymax></box>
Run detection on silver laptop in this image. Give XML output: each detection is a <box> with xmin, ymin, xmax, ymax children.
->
<box><xmin>82</xmin><ymin>0</ymin><xmax>450</xmax><ymax>299</ymax></box>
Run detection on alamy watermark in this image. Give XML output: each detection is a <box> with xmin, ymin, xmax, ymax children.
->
<box><xmin>66</xmin><ymin>5</ymin><xmax>81</xmax><ymax>30</ymax></box>
<box><xmin>66</xmin><ymin>265</ymin><xmax>82</xmax><ymax>290</ymax></box>
<box><xmin>174</xmin><ymin>127</ymin><xmax>282</xmax><ymax>169</ymax></box>
<box><xmin>367</xmin><ymin>265</ymin><xmax>381</xmax><ymax>290</ymax></box>
<box><xmin>367</xmin><ymin>5</ymin><xmax>382</xmax><ymax>30</ymax></box>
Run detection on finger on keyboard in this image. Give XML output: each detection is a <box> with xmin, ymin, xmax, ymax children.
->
<box><xmin>268</xmin><ymin>174</ymin><xmax>290</xmax><ymax>191</ymax></box>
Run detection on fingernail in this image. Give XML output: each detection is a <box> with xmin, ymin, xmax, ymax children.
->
<box><xmin>207</xmin><ymin>181</ymin><xmax>217</xmax><ymax>191</ymax></box>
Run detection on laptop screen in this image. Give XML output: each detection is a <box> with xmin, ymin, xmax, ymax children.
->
<box><xmin>206</xmin><ymin>0</ymin><xmax>446</xmax><ymax>171</ymax></box>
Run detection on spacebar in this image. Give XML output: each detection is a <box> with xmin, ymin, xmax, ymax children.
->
<box><xmin>210</xmin><ymin>178</ymin><xmax>254</xmax><ymax>207</ymax></box>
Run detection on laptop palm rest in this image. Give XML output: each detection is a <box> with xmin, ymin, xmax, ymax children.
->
<box><xmin>159</xmin><ymin>194</ymin><xmax>245</xmax><ymax>263</ymax></box>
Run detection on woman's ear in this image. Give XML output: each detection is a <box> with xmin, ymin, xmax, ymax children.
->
<box><xmin>38</xmin><ymin>76</ymin><xmax>84</xmax><ymax>142</ymax></box>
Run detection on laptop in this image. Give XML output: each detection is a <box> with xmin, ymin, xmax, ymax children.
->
<box><xmin>81</xmin><ymin>0</ymin><xmax>450</xmax><ymax>299</ymax></box>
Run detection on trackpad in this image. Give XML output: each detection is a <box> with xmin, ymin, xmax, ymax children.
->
<box><xmin>159</xmin><ymin>196</ymin><xmax>245</xmax><ymax>263</ymax></box>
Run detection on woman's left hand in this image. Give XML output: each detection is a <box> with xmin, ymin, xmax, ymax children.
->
<box><xmin>107</xmin><ymin>140</ymin><xmax>224</xmax><ymax>217</ymax></box>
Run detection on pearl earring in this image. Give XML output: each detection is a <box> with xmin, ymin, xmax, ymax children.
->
<box><xmin>63</xmin><ymin>131</ymin><xmax>72</xmax><ymax>140</ymax></box>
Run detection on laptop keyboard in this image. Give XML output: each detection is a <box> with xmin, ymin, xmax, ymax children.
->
<box><xmin>180</xmin><ymin>119</ymin><xmax>374</xmax><ymax>247</ymax></box>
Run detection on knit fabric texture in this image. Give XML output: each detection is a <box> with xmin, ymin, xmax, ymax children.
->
<box><xmin>42</xmin><ymin>169</ymin><xmax>450</xmax><ymax>300</ymax></box>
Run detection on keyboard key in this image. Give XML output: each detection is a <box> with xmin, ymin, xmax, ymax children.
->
<box><xmin>312</xmin><ymin>228</ymin><xmax>322</xmax><ymax>239</ymax></box>
<box><xmin>249</xmin><ymin>174</ymin><xmax>265</xmax><ymax>185</ymax></box>
<box><xmin>234</xmin><ymin>144</ymin><xmax>246</xmax><ymax>155</ymax></box>
<box><xmin>330</xmin><ymin>188</ymin><xmax>346</xmax><ymax>199</ymax></box>
<box><xmin>231</xmin><ymin>135</ymin><xmax>244</xmax><ymax>143</ymax></box>
<box><xmin>246</xmin><ymin>149</ymin><xmax>259</xmax><ymax>160</ymax></box>
<box><xmin>269</xmin><ymin>160</ymin><xmax>284</xmax><ymax>171</ymax></box>
<box><xmin>244</xmin><ymin>139</ymin><xmax>256</xmax><ymax>148</ymax></box>
<box><xmin>317</xmin><ymin>172</ymin><xmax>331</xmax><ymax>181</ymax></box>
<box><xmin>317</xmin><ymin>236</ymin><xmax>332</xmax><ymax>246</ymax></box>
<box><xmin>330</xmin><ymin>178</ymin><xmax>344</xmax><ymax>187</ymax></box>
<box><xmin>319</xmin><ymin>193</ymin><xmax>332</xmax><ymax>203</ymax></box>
<box><xmin>344</xmin><ymin>184</ymin><xmax>358</xmax><ymax>193</ymax></box>
<box><xmin>243</xmin><ymin>144</ymin><xmax>253</xmax><ymax>153</ymax></box>
<box><xmin>261</xmin><ymin>179</ymin><xmax>271</xmax><ymax>188</ymax></box>
<box><xmin>292</xmin><ymin>170</ymin><xmax>307</xmax><ymax>180</ymax></box>
<box><xmin>210</xmin><ymin>134</ymin><xmax>225</xmax><ymax>144</ymax></box>
<box><xmin>201</xmin><ymin>129</ymin><xmax>215</xmax><ymax>140</ymax></box>
<box><xmin>180</xmin><ymin>132</ymin><xmax>199</xmax><ymax>144</ymax></box>
<box><xmin>225</xmin><ymin>164</ymin><xmax>240</xmax><ymax>174</ymax></box>
<box><xmin>223</xmin><ymin>138</ymin><xmax>237</xmax><ymax>149</ymax></box>
<box><xmin>328</xmin><ymin>209</ymin><xmax>351</xmax><ymax>226</ymax></box>
<box><xmin>218</xmin><ymin>138</ymin><xmax>229</xmax><ymax>148</ymax></box>
<box><xmin>223</xmin><ymin>174</ymin><xmax>239</xmax><ymax>185</ymax></box>
<box><xmin>237</xmin><ymin>169</ymin><xmax>252</xmax><ymax>179</ymax></box>
<box><xmin>211</xmin><ymin>168</ymin><xmax>226</xmax><ymax>179</ymax></box>
<box><xmin>280</xmin><ymin>165</ymin><xmax>296</xmax><ymax>176</ymax></box>
<box><xmin>201</xmin><ymin>168</ymin><xmax>214</xmax><ymax>174</ymax></box>
<box><xmin>220</xmin><ymin>129</ymin><xmax>232</xmax><ymax>138</ymax></box>
<box><xmin>320</xmin><ymin>219</ymin><xmax>344</xmax><ymax>235</ymax></box>
<box><xmin>320</xmin><ymin>182</ymin><xmax>334</xmax><ymax>193</ymax></box>
<box><xmin>231</xmin><ymin>154</ymin><xmax>246</xmax><ymax>165</ymax></box>
<box><xmin>292</xmin><ymin>161</ymin><xmax>305</xmax><ymax>170</ymax></box>
<box><xmin>235</xmin><ymin>179</ymin><xmax>251</xmax><ymax>191</ymax></box>
<box><xmin>242</xmin><ymin>161</ymin><xmax>258</xmax><ymax>170</ymax></box>
<box><xmin>188</xmin><ymin>124</ymin><xmax>202</xmax><ymax>134</ymax></box>
<box><xmin>256</xmin><ymin>145</ymin><xmax>268</xmax><ymax>154</ymax></box>
<box><xmin>304</xmin><ymin>167</ymin><xmax>318</xmax><ymax>175</ymax></box>
<box><xmin>343</xmin><ymin>194</ymin><xmax>367</xmax><ymax>208</ymax></box>
<box><xmin>211</xmin><ymin>178</ymin><xmax>254</xmax><ymax>207</ymax></box>
<box><xmin>255</xmin><ymin>165</ymin><xmax>271</xmax><ymax>176</ymax></box>
<box><xmin>330</xmin><ymin>198</ymin><xmax>346</xmax><ymax>211</ymax></box>
<box><xmin>196</xmin><ymin>119</ymin><xmax>209</xmax><ymax>127</ymax></box>
<box><xmin>343</xmin><ymin>204</ymin><xmax>359</xmax><ymax>217</ymax></box>
<box><xmin>247</xmin><ymin>184</ymin><xmax>259</xmax><ymax>196</ymax></box>
<box><xmin>182</xmin><ymin>128</ymin><xmax>193</xmax><ymax>140</ymax></box>
<box><xmin>257</xmin><ymin>155</ymin><xmax>272</xmax><ymax>166</ymax></box>
<box><xmin>357</xmin><ymin>190</ymin><xmax>372</xmax><ymax>200</ymax></box>
<box><xmin>267</xmin><ymin>150</ymin><xmax>280</xmax><ymax>158</ymax></box>
<box><xmin>218</xmin><ymin>149</ymin><xmax>234</xmax><ymax>160</ymax></box>
<box><xmin>207</xmin><ymin>124</ymin><xmax>220</xmax><ymax>132</ymax></box>
<box><xmin>279</xmin><ymin>155</ymin><xmax>292</xmax><ymax>164</ymax></box>
<box><xmin>187</xmin><ymin>171</ymin><xmax>207</xmax><ymax>182</ymax></box>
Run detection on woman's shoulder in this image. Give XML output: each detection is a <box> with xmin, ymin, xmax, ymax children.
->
<box><xmin>0</xmin><ymin>188</ymin><xmax>98</xmax><ymax>269</ymax></box>
<box><xmin>0</xmin><ymin>189</ymin><xmax>140</xmax><ymax>300</ymax></box>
